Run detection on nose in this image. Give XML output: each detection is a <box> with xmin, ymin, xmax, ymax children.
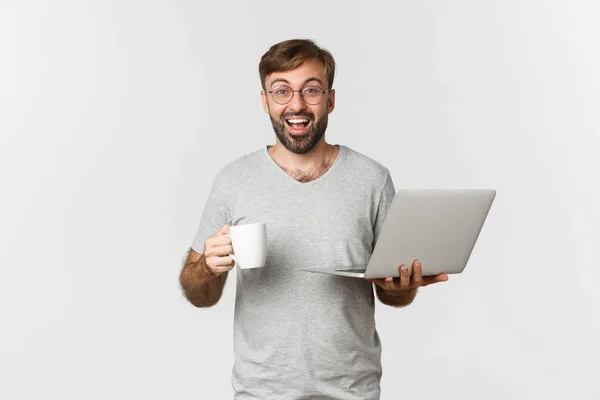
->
<box><xmin>288</xmin><ymin>90</ymin><xmax>309</xmax><ymax>112</ymax></box>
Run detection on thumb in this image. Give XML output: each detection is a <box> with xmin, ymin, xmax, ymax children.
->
<box><xmin>217</xmin><ymin>224</ymin><xmax>231</xmax><ymax>235</ymax></box>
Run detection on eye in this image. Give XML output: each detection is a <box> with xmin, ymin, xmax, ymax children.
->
<box><xmin>272</xmin><ymin>86</ymin><xmax>291</xmax><ymax>96</ymax></box>
<box><xmin>304</xmin><ymin>87</ymin><xmax>320</xmax><ymax>94</ymax></box>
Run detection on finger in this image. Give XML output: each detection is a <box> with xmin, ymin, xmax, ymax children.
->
<box><xmin>209</xmin><ymin>267</ymin><xmax>234</xmax><ymax>277</ymax></box>
<box><xmin>210</xmin><ymin>244</ymin><xmax>234</xmax><ymax>257</ymax></box>
<box><xmin>209</xmin><ymin>254</ymin><xmax>236</xmax><ymax>267</ymax></box>
<box><xmin>412</xmin><ymin>260</ymin><xmax>423</xmax><ymax>286</ymax></box>
<box><xmin>207</xmin><ymin>235</ymin><xmax>233</xmax><ymax>248</ymax></box>
<box><xmin>423</xmin><ymin>273</ymin><xmax>449</xmax><ymax>286</ymax></box>
<box><xmin>384</xmin><ymin>277</ymin><xmax>396</xmax><ymax>291</ymax></box>
<box><xmin>209</xmin><ymin>263</ymin><xmax>235</xmax><ymax>276</ymax></box>
<box><xmin>399</xmin><ymin>265</ymin><xmax>410</xmax><ymax>288</ymax></box>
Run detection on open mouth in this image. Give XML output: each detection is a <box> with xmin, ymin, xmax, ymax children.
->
<box><xmin>285</xmin><ymin>118</ymin><xmax>311</xmax><ymax>136</ymax></box>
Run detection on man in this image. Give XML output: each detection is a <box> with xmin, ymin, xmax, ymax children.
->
<box><xmin>180</xmin><ymin>39</ymin><xmax>448</xmax><ymax>400</ymax></box>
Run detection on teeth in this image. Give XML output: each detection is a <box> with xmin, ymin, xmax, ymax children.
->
<box><xmin>288</xmin><ymin>119</ymin><xmax>309</xmax><ymax>124</ymax></box>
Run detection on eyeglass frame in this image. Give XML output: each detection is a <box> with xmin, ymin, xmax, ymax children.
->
<box><xmin>266</xmin><ymin>85</ymin><xmax>332</xmax><ymax>105</ymax></box>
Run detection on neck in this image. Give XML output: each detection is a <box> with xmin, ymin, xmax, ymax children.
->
<box><xmin>268</xmin><ymin>138</ymin><xmax>337</xmax><ymax>170</ymax></box>
<box><xmin>267</xmin><ymin>138</ymin><xmax>340</xmax><ymax>183</ymax></box>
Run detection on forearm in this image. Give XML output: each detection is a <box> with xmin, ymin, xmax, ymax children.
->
<box><xmin>179</xmin><ymin>252</ymin><xmax>228</xmax><ymax>308</ymax></box>
<box><xmin>374</xmin><ymin>284</ymin><xmax>417</xmax><ymax>307</ymax></box>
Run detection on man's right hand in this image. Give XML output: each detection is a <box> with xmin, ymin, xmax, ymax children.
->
<box><xmin>203</xmin><ymin>224</ymin><xmax>235</xmax><ymax>277</ymax></box>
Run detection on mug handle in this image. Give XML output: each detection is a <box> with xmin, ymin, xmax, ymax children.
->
<box><xmin>224</xmin><ymin>234</ymin><xmax>237</xmax><ymax>263</ymax></box>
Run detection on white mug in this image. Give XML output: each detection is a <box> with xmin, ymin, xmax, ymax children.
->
<box><xmin>225</xmin><ymin>222</ymin><xmax>267</xmax><ymax>269</ymax></box>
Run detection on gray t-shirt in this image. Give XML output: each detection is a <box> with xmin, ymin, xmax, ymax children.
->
<box><xmin>191</xmin><ymin>145</ymin><xmax>396</xmax><ymax>400</ymax></box>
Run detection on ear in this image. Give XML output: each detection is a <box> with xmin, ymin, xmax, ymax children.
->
<box><xmin>327</xmin><ymin>89</ymin><xmax>336</xmax><ymax>114</ymax></box>
<box><xmin>261</xmin><ymin>90</ymin><xmax>270</xmax><ymax>114</ymax></box>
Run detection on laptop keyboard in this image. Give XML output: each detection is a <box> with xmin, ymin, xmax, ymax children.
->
<box><xmin>336</xmin><ymin>269</ymin><xmax>367</xmax><ymax>273</ymax></box>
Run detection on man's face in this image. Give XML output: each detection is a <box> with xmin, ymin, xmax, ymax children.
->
<box><xmin>261</xmin><ymin>59</ymin><xmax>336</xmax><ymax>154</ymax></box>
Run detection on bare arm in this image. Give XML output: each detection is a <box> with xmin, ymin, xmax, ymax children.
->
<box><xmin>179</xmin><ymin>248</ymin><xmax>229</xmax><ymax>308</ymax></box>
<box><xmin>179</xmin><ymin>224</ymin><xmax>234</xmax><ymax>308</ymax></box>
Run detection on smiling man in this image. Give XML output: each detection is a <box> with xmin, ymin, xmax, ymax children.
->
<box><xmin>179</xmin><ymin>39</ymin><xmax>447</xmax><ymax>400</ymax></box>
<box><xmin>263</xmin><ymin>59</ymin><xmax>332</xmax><ymax>156</ymax></box>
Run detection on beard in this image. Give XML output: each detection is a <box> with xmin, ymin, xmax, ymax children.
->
<box><xmin>269</xmin><ymin>111</ymin><xmax>328</xmax><ymax>155</ymax></box>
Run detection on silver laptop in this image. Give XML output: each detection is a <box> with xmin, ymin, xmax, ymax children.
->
<box><xmin>301</xmin><ymin>189</ymin><xmax>496</xmax><ymax>279</ymax></box>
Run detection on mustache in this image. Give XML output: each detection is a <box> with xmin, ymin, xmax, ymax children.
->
<box><xmin>281</xmin><ymin>111</ymin><xmax>314</xmax><ymax>120</ymax></box>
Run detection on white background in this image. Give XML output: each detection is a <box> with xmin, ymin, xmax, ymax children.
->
<box><xmin>1</xmin><ymin>1</ymin><xmax>599</xmax><ymax>399</ymax></box>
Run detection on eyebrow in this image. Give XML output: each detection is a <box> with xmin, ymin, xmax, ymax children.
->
<box><xmin>270</xmin><ymin>76</ymin><xmax>323</xmax><ymax>88</ymax></box>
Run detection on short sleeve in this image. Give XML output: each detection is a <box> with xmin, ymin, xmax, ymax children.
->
<box><xmin>372</xmin><ymin>172</ymin><xmax>396</xmax><ymax>248</ymax></box>
<box><xmin>190</xmin><ymin>173</ymin><xmax>231</xmax><ymax>254</ymax></box>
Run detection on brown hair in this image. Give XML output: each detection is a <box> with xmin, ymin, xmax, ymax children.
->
<box><xmin>259</xmin><ymin>39</ymin><xmax>336</xmax><ymax>91</ymax></box>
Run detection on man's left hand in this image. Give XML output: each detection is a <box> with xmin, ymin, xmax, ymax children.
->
<box><xmin>367</xmin><ymin>259</ymin><xmax>448</xmax><ymax>293</ymax></box>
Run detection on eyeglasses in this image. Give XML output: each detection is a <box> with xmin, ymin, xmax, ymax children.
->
<box><xmin>267</xmin><ymin>85</ymin><xmax>331</xmax><ymax>105</ymax></box>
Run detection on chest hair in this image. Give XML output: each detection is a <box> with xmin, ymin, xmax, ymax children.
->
<box><xmin>273</xmin><ymin>149</ymin><xmax>338</xmax><ymax>183</ymax></box>
<box><xmin>279</xmin><ymin>164</ymin><xmax>330</xmax><ymax>183</ymax></box>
